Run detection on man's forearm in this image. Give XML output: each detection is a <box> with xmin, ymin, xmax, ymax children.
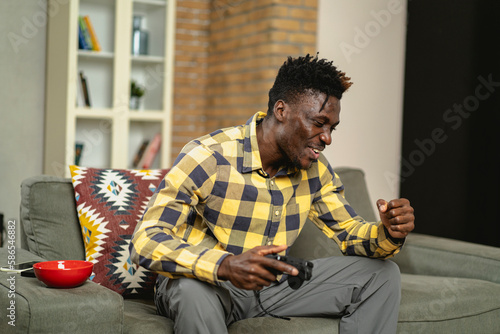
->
<box><xmin>130</xmin><ymin>225</ymin><xmax>231</xmax><ymax>284</ymax></box>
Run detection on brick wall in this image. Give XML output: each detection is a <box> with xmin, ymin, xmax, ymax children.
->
<box><xmin>171</xmin><ymin>0</ymin><xmax>318</xmax><ymax>160</ymax></box>
<box><xmin>171</xmin><ymin>0</ymin><xmax>211</xmax><ymax>159</ymax></box>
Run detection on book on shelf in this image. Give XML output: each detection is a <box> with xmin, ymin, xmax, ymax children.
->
<box><xmin>76</xmin><ymin>73</ymin><xmax>85</xmax><ymax>107</ymax></box>
<box><xmin>137</xmin><ymin>133</ymin><xmax>162</xmax><ymax>169</ymax></box>
<box><xmin>78</xmin><ymin>15</ymin><xmax>101</xmax><ymax>51</ymax></box>
<box><xmin>75</xmin><ymin>142</ymin><xmax>84</xmax><ymax>165</ymax></box>
<box><xmin>78</xmin><ymin>16</ymin><xmax>93</xmax><ymax>50</ymax></box>
<box><xmin>78</xmin><ymin>22</ymin><xmax>89</xmax><ymax>50</ymax></box>
<box><xmin>132</xmin><ymin>139</ymin><xmax>150</xmax><ymax>168</ymax></box>
<box><xmin>79</xmin><ymin>71</ymin><xmax>91</xmax><ymax>107</ymax></box>
<box><xmin>83</xmin><ymin>15</ymin><xmax>101</xmax><ymax>51</ymax></box>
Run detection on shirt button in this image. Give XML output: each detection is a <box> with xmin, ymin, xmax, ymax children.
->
<box><xmin>267</xmin><ymin>241</ymin><xmax>272</xmax><ymax>246</ymax></box>
<box><xmin>270</xmin><ymin>180</ymin><xmax>274</xmax><ymax>186</ymax></box>
<box><xmin>275</xmin><ymin>210</ymin><xmax>280</xmax><ymax>216</ymax></box>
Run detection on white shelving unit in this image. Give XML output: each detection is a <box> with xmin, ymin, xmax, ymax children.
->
<box><xmin>44</xmin><ymin>0</ymin><xmax>176</xmax><ymax>177</ymax></box>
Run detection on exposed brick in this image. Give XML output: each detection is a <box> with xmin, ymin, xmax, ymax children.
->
<box><xmin>289</xmin><ymin>32</ymin><xmax>316</xmax><ymax>44</ymax></box>
<box><xmin>270</xmin><ymin>18</ymin><xmax>301</xmax><ymax>31</ymax></box>
<box><xmin>302</xmin><ymin>0</ymin><xmax>318</xmax><ymax>8</ymax></box>
<box><xmin>302</xmin><ymin>20</ymin><xmax>317</xmax><ymax>32</ymax></box>
<box><xmin>289</xmin><ymin>8</ymin><xmax>317</xmax><ymax>20</ymax></box>
<box><xmin>171</xmin><ymin>0</ymin><xmax>318</xmax><ymax>161</ymax></box>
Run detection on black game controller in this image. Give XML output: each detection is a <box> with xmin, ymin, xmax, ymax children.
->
<box><xmin>265</xmin><ymin>254</ymin><xmax>314</xmax><ymax>290</ymax></box>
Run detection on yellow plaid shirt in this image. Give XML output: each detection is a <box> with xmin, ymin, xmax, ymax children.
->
<box><xmin>130</xmin><ymin>112</ymin><xmax>402</xmax><ymax>285</ymax></box>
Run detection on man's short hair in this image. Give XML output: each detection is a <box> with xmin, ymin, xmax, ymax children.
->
<box><xmin>267</xmin><ymin>54</ymin><xmax>353</xmax><ymax>114</ymax></box>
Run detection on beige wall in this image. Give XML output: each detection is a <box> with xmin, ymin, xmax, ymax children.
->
<box><xmin>318</xmin><ymin>0</ymin><xmax>407</xmax><ymax>209</ymax></box>
<box><xmin>0</xmin><ymin>0</ymin><xmax>46</xmax><ymax>236</ymax></box>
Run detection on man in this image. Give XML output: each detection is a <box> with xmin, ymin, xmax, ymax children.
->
<box><xmin>130</xmin><ymin>54</ymin><xmax>415</xmax><ymax>333</ymax></box>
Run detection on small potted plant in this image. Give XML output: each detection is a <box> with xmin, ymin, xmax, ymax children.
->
<box><xmin>130</xmin><ymin>80</ymin><xmax>145</xmax><ymax>110</ymax></box>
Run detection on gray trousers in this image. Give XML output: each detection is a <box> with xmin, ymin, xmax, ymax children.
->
<box><xmin>155</xmin><ymin>256</ymin><xmax>401</xmax><ymax>334</ymax></box>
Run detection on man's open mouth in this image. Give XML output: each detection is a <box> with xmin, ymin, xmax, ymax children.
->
<box><xmin>310</xmin><ymin>147</ymin><xmax>321</xmax><ymax>159</ymax></box>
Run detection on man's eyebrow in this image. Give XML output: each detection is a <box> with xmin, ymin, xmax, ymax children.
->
<box><xmin>319</xmin><ymin>94</ymin><xmax>329</xmax><ymax>112</ymax></box>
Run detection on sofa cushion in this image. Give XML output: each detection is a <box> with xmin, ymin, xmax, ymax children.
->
<box><xmin>0</xmin><ymin>248</ymin><xmax>124</xmax><ymax>334</ymax></box>
<box><xmin>124</xmin><ymin>299</ymin><xmax>173</xmax><ymax>334</ymax></box>
<box><xmin>20</xmin><ymin>175</ymin><xmax>86</xmax><ymax>261</ymax></box>
<box><xmin>69</xmin><ymin>165</ymin><xmax>169</xmax><ymax>297</ymax></box>
<box><xmin>398</xmin><ymin>273</ymin><xmax>500</xmax><ymax>333</ymax></box>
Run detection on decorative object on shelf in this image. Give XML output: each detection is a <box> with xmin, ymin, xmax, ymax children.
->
<box><xmin>130</xmin><ymin>80</ymin><xmax>145</xmax><ymax>110</ymax></box>
<box><xmin>78</xmin><ymin>15</ymin><xmax>101</xmax><ymax>51</ymax></box>
<box><xmin>137</xmin><ymin>133</ymin><xmax>161</xmax><ymax>169</ymax></box>
<box><xmin>131</xmin><ymin>15</ymin><xmax>149</xmax><ymax>55</ymax></box>
<box><xmin>132</xmin><ymin>139</ymin><xmax>149</xmax><ymax>168</ymax></box>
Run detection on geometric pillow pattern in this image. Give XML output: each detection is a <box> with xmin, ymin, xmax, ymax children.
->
<box><xmin>69</xmin><ymin>165</ymin><xmax>169</xmax><ymax>297</ymax></box>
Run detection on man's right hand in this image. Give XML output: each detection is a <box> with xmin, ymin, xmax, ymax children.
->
<box><xmin>217</xmin><ymin>244</ymin><xmax>298</xmax><ymax>290</ymax></box>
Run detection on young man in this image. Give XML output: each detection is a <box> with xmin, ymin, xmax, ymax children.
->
<box><xmin>130</xmin><ymin>54</ymin><xmax>415</xmax><ymax>333</ymax></box>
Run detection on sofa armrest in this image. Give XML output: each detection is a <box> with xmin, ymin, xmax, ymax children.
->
<box><xmin>0</xmin><ymin>248</ymin><xmax>124</xmax><ymax>333</ymax></box>
<box><xmin>391</xmin><ymin>233</ymin><xmax>500</xmax><ymax>284</ymax></box>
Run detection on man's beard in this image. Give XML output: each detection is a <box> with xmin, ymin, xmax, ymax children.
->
<box><xmin>287</xmin><ymin>153</ymin><xmax>312</xmax><ymax>171</ymax></box>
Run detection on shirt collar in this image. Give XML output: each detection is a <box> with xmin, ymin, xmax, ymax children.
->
<box><xmin>241</xmin><ymin>112</ymin><xmax>266</xmax><ymax>174</ymax></box>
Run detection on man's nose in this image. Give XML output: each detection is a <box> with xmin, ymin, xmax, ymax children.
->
<box><xmin>320</xmin><ymin>129</ymin><xmax>332</xmax><ymax>146</ymax></box>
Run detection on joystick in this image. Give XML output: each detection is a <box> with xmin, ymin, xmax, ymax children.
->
<box><xmin>265</xmin><ymin>254</ymin><xmax>313</xmax><ymax>289</ymax></box>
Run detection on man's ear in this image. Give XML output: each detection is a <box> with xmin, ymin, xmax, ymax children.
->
<box><xmin>273</xmin><ymin>100</ymin><xmax>286</xmax><ymax>122</ymax></box>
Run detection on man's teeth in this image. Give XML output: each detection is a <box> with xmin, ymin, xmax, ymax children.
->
<box><xmin>313</xmin><ymin>149</ymin><xmax>319</xmax><ymax>154</ymax></box>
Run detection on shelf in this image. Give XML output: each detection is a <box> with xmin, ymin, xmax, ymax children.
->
<box><xmin>131</xmin><ymin>55</ymin><xmax>165</xmax><ymax>64</ymax></box>
<box><xmin>128</xmin><ymin>110</ymin><xmax>166</xmax><ymax>120</ymax></box>
<box><xmin>79</xmin><ymin>0</ymin><xmax>115</xmax><ymax>53</ymax></box>
<box><xmin>132</xmin><ymin>1</ymin><xmax>166</xmax><ymax>58</ymax></box>
<box><xmin>44</xmin><ymin>0</ymin><xmax>175</xmax><ymax>176</ymax></box>
<box><xmin>77</xmin><ymin>57</ymin><xmax>114</xmax><ymax>109</ymax></box>
<box><xmin>75</xmin><ymin>118</ymin><xmax>112</xmax><ymax>168</ymax></box>
<box><xmin>128</xmin><ymin>121</ymin><xmax>163</xmax><ymax>169</ymax></box>
<box><xmin>134</xmin><ymin>0</ymin><xmax>167</xmax><ymax>6</ymax></box>
<box><xmin>82</xmin><ymin>0</ymin><xmax>115</xmax><ymax>5</ymax></box>
<box><xmin>74</xmin><ymin>108</ymin><xmax>115</xmax><ymax>118</ymax></box>
<box><xmin>78</xmin><ymin>50</ymin><xmax>114</xmax><ymax>60</ymax></box>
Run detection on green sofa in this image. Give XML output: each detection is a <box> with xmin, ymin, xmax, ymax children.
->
<box><xmin>1</xmin><ymin>167</ymin><xmax>499</xmax><ymax>333</ymax></box>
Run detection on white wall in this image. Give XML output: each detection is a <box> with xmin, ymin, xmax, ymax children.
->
<box><xmin>317</xmin><ymin>0</ymin><xmax>407</xmax><ymax>212</ymax></box>
<box><xmin>0</xmin><ymin>0</ymin><xmax>47</xmax><ymax>245</ymax></box>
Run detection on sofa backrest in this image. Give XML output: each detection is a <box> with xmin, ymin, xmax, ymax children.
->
<box><xmin>19</xmin><ymin>167</ymin><xmax>376</xmax><ymax>262</ymax></box>
<box><xmin>20</xmin><ymin>175</ymin><xmax>85</xmax><ymax>261</ymax></box>
<box><xmin>288</xmin><ymin>167</ymin><xmax>377</xmax><ymax>260</ymax></box>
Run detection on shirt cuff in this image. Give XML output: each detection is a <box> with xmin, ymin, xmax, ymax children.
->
<box><xmin>193</xmin><ymin>249</ymin><xmax>232</xmax><ymax>285</ymax></box>
<box><xmin>376</xmin><ymin>222</ymin><xmax>405</xmax><ymax>255</ymax></box>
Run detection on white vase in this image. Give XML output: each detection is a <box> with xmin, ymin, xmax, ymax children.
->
<box><xmin>130</xmin><ymin>96</ymin><xmax>142</xmax><ymax>110</ymax></box>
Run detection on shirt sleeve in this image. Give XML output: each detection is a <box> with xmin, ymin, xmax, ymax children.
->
<box><xmin>129</xmin><ymin>143</ymin><xmax>231</xmax><ymax>285</ymax></box>
<box><xmin>308</xmin><ymin>164</ymin><xmax>403</xmax><ymax>259</ymax></box>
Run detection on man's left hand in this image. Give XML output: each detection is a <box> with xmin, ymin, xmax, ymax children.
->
<box><xmin>377</xmin><ymin>198</ymin><xmax>414</xmax><ymax>239</ymax></box>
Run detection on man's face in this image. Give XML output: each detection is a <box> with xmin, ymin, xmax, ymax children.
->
<box><xmin>277</xmin><ymin>92</ymin><xmax>340</xmax><ymax>170</ymax></box>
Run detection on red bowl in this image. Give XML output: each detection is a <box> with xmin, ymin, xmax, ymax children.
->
<box><xmin>33</xmin><ymin>260</ymin><xmax>93</xmax><ymax>288</ymax></box>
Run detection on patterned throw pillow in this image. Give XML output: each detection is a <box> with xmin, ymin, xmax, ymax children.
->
<box><xmin>69</xmin><ymin>165</ymin><xmax>169</xmax><ymax>297</ymax></box>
